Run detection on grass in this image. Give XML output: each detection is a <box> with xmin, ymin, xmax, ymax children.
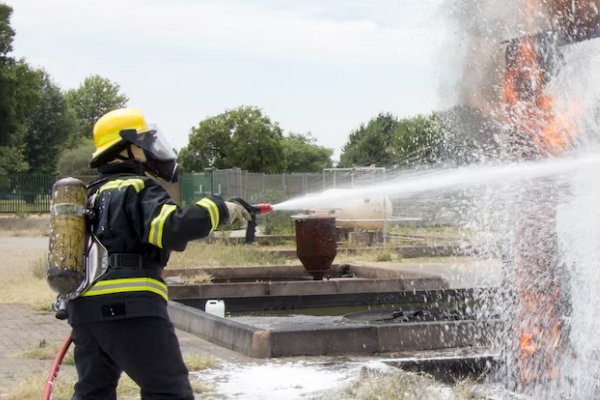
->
<box><xmin>335</xmin><ymin>249</ymin><xmax>402</xmax><ymax>263</ymax></box>
<box><xmin>31</xmin><ymin>255</ymin><xmax>47</xmax><ymax>279</ymax></box>
<box><xmin>452</xmin><ymin>378</ymin><xmax>482</xmax><ymax>399</ymax></box>
<box><xmin>386</xmin><ymin>224</ymin><xmax>472</xmax><ymax>246</ymax></box>
<box><xmin>0</xmin><ymin>201</ymin><xmax>49</xmax><ymax>215</ymax></box>
<box><xmin>168</xmin><ymin>235</ymin><xmax>477</xmax><ymax>270</ymax></box>
<box><xmin>168</xmin><ymin>241</ymin><xmax>292</xmax><ymax>269</ymax></box>
<box><xmin>3</xmin><ymin>369</ymin><xmax>76</xmax><ymax>400</ymax></box>
<box><xmin>182</xmin><ymin>272</ymin><xmax>213</xmax><ymax>284</ymax></box>
<box><xmin>318</xmin><ymin>370</ymin><xmax>445</xmax><ymax>400</ymax></box>
<box><xmin>0</xmin><ymin>214</ymin><xmax>50</xmax><ymax>236</ymax></box>
<box><xmin>19</xmin><ymin>339</ymin><xmax>75</xmax><ymax>366</ymax></box>
<box><xmin>389</xmin><ymin>224</ymin><xmax>466</xmax><ymax>237</ymax></box>
<box><xmin>183</xmin><ymin>353</ymin><xmax>220</xmax><ymax>370</ymax></box>
<box><xmin>375</xmin><ymin>249</ymin><xmax>393</xmax><ymax>262</ymax></box>
<box><xmin>19</xmin><ymin>347</ymin><xmax>217</xmax><ymax>373</ymax></box>
<box><xmin>6</xmin><ymin>352</ymin><xmax>219</xmax><ymax>400</ymax></box>
<box><xmin>401</xmin><ymin>255</ymin><xmax>477</xmax><ymax>264</ymax></box>
<box><xmin>0</xmin><ymin>255</ymin><xmax>55</xmax><ymax>310</ymax></box>
<box><xmin>0</xmin><ymin>270</ymin><xmax>55</xmax><ymax>311</ymax></box>
<box><xmin>2</xmin><ymin>370</ymin><xmax>210</xmax><ymax>400</ymax></box>
<box><xmin>317</xmin><ymin>369</ymin><xmax>484</xmax><ymax>400</ymax></box>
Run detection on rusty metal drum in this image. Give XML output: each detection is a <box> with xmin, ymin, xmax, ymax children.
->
<box><xmin>295</xmin><ymin>216</ymin><xmax>337</xmax><ymax>280</ymax></box>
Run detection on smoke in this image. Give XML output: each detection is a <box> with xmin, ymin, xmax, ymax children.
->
<box><xmin>446</xmin><ymin>0</ymin><xmax>600</xmax><ymax>110</ymax></box>
<box><xmin>444</xmin><ymin>0</ymin><xmax>537</xmax><ymax>109</ymax></box>
<box><xmin>436</xmin><ymin>1</ymin><xmax>541</xmax><ymax>164</ymax></box>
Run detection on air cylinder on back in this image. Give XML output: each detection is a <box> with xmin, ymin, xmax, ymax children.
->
<box><xmin>47</xmin><ymin>177</ymin><xmax>87</xmax><ymax>296</ymax></box>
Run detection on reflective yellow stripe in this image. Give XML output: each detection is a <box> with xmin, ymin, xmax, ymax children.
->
<box><xmin>81</xmin><ymin>277</ymin><xmax>168</xmax><ymax>301</ymax></box>
<box><xmin>195</xmin><ymin>198</ymin><xmax>219</xmax><ymax>231</ymax></box>
<box><xmin>99</xmin><ymin>179</ymin><xmax>145</xmax><ymax>194</ymax></box>
<box><xmin>148</xmin><ymin>204</ymin><xmax>177</xmax><ymax>248</ymax></box>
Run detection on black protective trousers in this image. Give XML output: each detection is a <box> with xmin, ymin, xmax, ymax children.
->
<box><xmin>70</xmin><ymin>316</ymin><xmax>194</xmax><ymax>400</ymax></box>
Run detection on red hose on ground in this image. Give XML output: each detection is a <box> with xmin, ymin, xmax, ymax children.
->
<box><xmin>43</xmin><ymin>333</ymin><xmax>73</xmax><ymax>400</ymax></box>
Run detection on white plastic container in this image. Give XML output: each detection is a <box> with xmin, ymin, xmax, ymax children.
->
<box><xmin>205</xmin><ymin>299</ymin><xmax>225</xmax><ymax>318</ymax></box>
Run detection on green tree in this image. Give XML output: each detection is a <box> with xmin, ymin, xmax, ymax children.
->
<box><xmin>0</xmin><ymin>62</ymin><xmax>78</xmax><ymax>174</ymax></box>
<box><xmin>24</xmin><ymin>70</ymin><xmax>77</xmax><ymax>173</ymax></box>
<box><xmin>0</xmin><ymin>4</ymin><xmax>78</xmax><ymax>174</ymax></box>
<box><xmin>57</xmin><ymin>141</ymin><xmax>96</xmax><ymax>176</ymax></box>
<box><xmin>180</xmin><ymin>106</ymin><xmax>285</xmax><ymax>173</ymax></box>
<box><xmin>0</xmin><ymin>3</ymin><xmax>14</xmax><ymax>59</ymax></box>
<box><xmin>392</xmin><ymin>113</ymin><xmax>445</xmax><ymax>166</ymax></box>
<box><xmin>339</xmin><ymin>113</ymin><xmax>397</xmax><ymax>168</ymax></box>
<box><xmin>0</xmin><ymin>146</ymin><xmax>27</xmax><ymax>174</ymax></box>
<box><xmin>178</xmin><ymin>112</ymin><xmax>235</xmax><ymax>172</ymax></box>
<box><xmin>0</xmin><ymin>61</ymin><xmax>46</xmax><ymax>174</ymax></box>
<box><xmin>65</xmin><ymin>75</ymin><xmax>128</xmax><ymax>142</ymax></box>
<box><xmin>0</xmin><ymin>4</ymin><xmax>26</xmax><ymax>173</ymax></box>
<box><xmin>282</xmin><ymin>133</ymin><xmax>332</xmax><ymax>172</ymax></box>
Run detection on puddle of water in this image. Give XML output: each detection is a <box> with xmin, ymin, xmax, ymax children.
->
<box><xmin>193</xmin><ymin>358</ymin><xmax>473</xmax><ymax>399</ymax></box>
<box><xmin>195</xmin><ymin>360</ymin><xmax>362</xmax><ymax>399</ymax></box>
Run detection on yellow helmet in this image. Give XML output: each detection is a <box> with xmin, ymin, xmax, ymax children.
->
<box><xmin>90</xmin><ymin>108</ymin><xmax>150</xmax><ymax>168</ymax></box>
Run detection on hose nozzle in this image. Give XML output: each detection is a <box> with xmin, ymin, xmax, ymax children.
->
<box><xmin>255</xmin><ymin>203</ymin><xmax>273</xmax><ymax>215</ymax></box>
<box><xmin>229</xmin><ymin>198</ymin><xmax>274</xmax><ymax>244</ymax></box>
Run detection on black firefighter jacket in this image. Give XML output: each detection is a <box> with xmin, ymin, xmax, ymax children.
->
<box><xmin>67</xmin><ymin>161</ymin><xmax>229</xmax><ymax>325</ymax></box>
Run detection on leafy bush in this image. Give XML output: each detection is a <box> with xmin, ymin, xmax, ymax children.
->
<box><xmin>261</xmin><ymin>210</ymin><xmax>294</xmax><ymax>235</ymax></box>
<box><xmin>57</xmin><ymin>141</ymin><xmax>96</xmax><ymax>176</ymax></box>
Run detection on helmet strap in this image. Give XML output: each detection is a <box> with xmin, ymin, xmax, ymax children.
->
<box><xmin>126</xmin><ymin>145</ymin><xmax>135</xmax><ymax>160</ymax></box>
<box><xmin>112</xmin><ymin>144</ymin><xmax>135</xmax><ymax>162</ymax></box>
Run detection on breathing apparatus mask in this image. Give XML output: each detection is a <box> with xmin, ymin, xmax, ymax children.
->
<box><xmin>120</xmin><ymin>127</ymin><xmax>180</xmax><ymax>183</ymax></box>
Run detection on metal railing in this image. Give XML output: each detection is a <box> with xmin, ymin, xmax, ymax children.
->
<box><xmin>179</xmin><ymin>169</ymin><xmax>323</xmax><ymax>205</ymax></box>
<box><xmin>0</xmin><ymin>174</ymin><xmax>56</xmax><ymax>213</ymax></box>
<box><xmin>1</xmin><ymin>167</ymin><xmax>463</xmax><ymax>227</ymax></box>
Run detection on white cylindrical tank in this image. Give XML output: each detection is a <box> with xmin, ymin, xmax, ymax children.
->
<box><xmin>308</xmin><ymin>189</ymin><xmax>393</xmax><ymax>230</ymax></box>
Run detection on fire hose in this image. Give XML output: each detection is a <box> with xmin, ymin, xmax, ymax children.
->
<box><xmin>43</xmin><ymin>202</ymin><xmax>271</xmax><ymax>398</ymax></box>
<box><xmin>43</xmin><ymin>333</ymin><xmax>72</xmax><ymax>400</ymax></box>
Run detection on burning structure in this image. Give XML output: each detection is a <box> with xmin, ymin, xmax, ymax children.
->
<box><xmin>449</xmin><ymin>0</ymin><xmax>600</xmax><ymax>393</ymax></box>
<box><xmin>498</xmin><ymin>0</ymin><xmax>600</xmax><ymax>389</ymax></box>
<box><xmin>500</xmin><ymin>1</ymin><xmax>600</xmax><ymax>158</ymax></box>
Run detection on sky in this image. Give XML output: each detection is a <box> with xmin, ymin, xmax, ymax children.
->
<box><xmin>5</xmin><ymin>0</ymin><xmax>450</xmax><ymax>161</ymax></box>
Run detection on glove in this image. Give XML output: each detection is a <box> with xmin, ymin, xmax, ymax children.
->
<box><xmin>225</xmin><ymin>201</ymin><xmax>252</xmax><ymax>225</ymax></box>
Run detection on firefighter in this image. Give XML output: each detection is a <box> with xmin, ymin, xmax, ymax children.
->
<box><xmin>68</xmin><ymin>107</ymin><xmax>251</xmax><ymax>399</ymax></box>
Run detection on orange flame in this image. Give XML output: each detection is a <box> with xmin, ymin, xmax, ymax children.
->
<box><xmin>501</xmin><ymin>0</ymin><xmax>599</xmax><ymax>387</ymax></box>
<box><xmin>502</xmin><ymin>35</ymin><xmax>578</xmax><ymax>157</ymax></box>
<box><xmin>514</xmin><ymin>270</ymin><xmax>563</xmax><ymax>383</ymax></box>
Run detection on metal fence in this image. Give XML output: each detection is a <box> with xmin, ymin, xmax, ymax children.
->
<box><xmin>0</xmin><ymin>171</ymin><xmax>329</xmax><ymax>213</ymax></box>
<box><xmin>0</xmin><ymin>174</ymin><xmax>56</xmax><ymax>213</ymax></box>
<box><xmin>179</xmin><ymin>168</ymin><xmax>324</xmax><ymax>205</ymax></box>
<box><xmin>322</xmin><ymin>167</ymin><xmax>387</xmax><ymax>188</ymax></box>
<box><xmin>1</xmin><ymin>167</ymin><xmax>460</xmax><ymax>225</ymax></box>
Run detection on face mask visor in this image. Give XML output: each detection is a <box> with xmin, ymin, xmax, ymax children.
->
<box><xmin>120</xmin><ymin>125</ymin><xmax>177</xmax><ymax>162</ymax></box>
<box><xmin>120</xmin><ymin>126</ymin><xmax>180</xmax><ymax>182</ymax></box>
